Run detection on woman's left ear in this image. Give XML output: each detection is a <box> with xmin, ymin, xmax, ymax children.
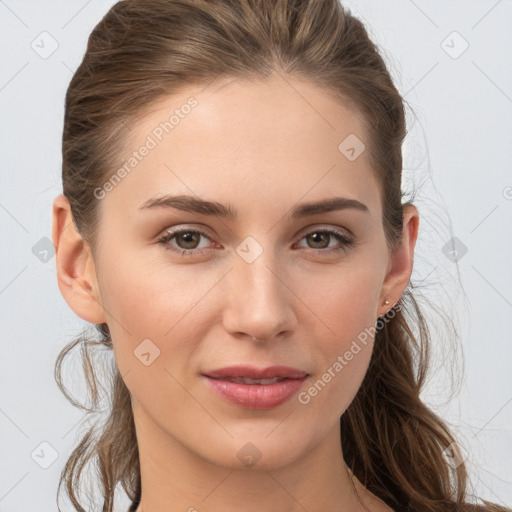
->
<box><xmin>378</xmin><ymin>203</ymin><xmax>419</xmax><ymax>317</ymax></box>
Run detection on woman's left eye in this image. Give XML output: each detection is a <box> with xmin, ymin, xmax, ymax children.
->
<box><xmin>295</xmin><ymin>229</ymin><xmax>355</xmax><ymax>253</ymax></box>
<box><xmin>157</xmin><ymin>227</ymin><xmax>355</xmax><ymax>256</ymax></box>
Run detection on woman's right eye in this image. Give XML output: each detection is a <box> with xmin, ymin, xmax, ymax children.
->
<box><xmin>157</xmin><ymin>229</ymin><xmax>215</xmax><ymax>256</ymax></box>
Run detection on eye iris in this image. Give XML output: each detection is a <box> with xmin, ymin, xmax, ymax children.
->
<box><xmin>177</xmin><ymin>231</ymin><xmax>200</xmax><ymax>249</ymax></box>
<box><xmin>307</xmin><ymin>232</ymin><xmax>329</xmax><ymax>249</ymax></box>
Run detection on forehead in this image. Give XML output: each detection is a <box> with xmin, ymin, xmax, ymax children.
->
<box><xmin>102</xmin><ymin>74</ymin><xmax>381</xmax><ymax>221</ymax></box>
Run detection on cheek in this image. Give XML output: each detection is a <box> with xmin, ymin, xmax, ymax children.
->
<box><xmin>95</xmin><ymin>250</ymin><xmax>214</xmax><ymax>373</ymax></box>
<box><xmin>292</xmin><ymin>261</ymin><xmax>382</xmax><ymax>414</ymax></box>
<box><xmin>296</xmin><ymin>256</ymin><xmax>382</xmax><ymax>342</ymax></box>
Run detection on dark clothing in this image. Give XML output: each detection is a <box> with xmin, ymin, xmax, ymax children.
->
<box><xmin>126</xmin><ymin>499</ymin><xmax>508</xmax><ymax>511</ymax></box>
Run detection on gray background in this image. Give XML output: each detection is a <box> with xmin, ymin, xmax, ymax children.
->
<box><xmin>1</xmin><ymin>0</ymin><xmax>511</xmax><ymax>510</ymax></box>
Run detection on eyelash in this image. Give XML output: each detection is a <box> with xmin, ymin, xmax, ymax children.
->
<box><xmin>156</xmin><ymin>227</ymin><xmax>355</xmax><ymax>257</ymax></box>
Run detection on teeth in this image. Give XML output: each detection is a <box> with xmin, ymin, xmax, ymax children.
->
<box><xmin>222</xmin><ymin>377</ymin><xmax>286</xmax><ymax>385</ymax></box>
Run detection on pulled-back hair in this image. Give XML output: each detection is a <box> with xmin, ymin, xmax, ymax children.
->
<box><xmin>55</xmin><ymin>1</ymin><xmax>508</xmax><ymax>511</ymax></box>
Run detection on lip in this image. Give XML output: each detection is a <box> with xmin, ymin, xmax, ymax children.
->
<box><xmin>203</xmin><ymin>365</ymin><xmax>308</xmax><ymax>380</ymax></box>
<box><xmin>202</xmin><ymin>365</ymin><xmax>309</xmax><ymax>410</ymax></box>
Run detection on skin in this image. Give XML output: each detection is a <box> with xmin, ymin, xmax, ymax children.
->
<box><xmin>52</xmin><ymin>73</ymin><xmax>419</xmax><ymax>512</ymax></box>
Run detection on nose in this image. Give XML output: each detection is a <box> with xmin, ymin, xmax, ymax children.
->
<box><xmin>222</xmin><ymin>247</ymin><xmax>296</xmax><ymax>344</ymax></box>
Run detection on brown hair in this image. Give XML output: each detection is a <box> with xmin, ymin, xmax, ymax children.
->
<box><xmin>55</xmin><ymin>1</ymin><xmax>508</xmax><ymax>511</ymax></box>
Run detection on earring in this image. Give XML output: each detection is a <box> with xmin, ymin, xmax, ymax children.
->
<box><xmin>384</xmin><ymin>299</ymin><xmax>390</xmax><ymax>305</ymax></box>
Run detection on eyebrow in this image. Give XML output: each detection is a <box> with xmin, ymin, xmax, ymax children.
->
<box><xmin>138</xmin><ymin>194</ymin><xmax>369</xmax><ymax>219</ymax></box>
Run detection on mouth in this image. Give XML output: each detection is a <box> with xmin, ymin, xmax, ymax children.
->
<box><xmin>202</xmin><ymin>364</ymin><xmax>308</xmax><ymax>380</ymax></box>
<box><xmin>202</xmin><ymin>365</ymin><xmax>309</xmax><ymax>410</ymax></box>
<box><xmin>208</xmin><ymin>376</ymin><xmax>290</xmax><ymax>385</ymax></box>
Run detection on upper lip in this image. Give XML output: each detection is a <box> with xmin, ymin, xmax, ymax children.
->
<box><xmin>203</xmin><ymin>365</ymin><xmax>309</xmax><ymax>380</ymax></box>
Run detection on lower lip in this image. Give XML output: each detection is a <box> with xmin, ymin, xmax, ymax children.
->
<box><xmin>204</xmin><ymin>376</ymin><xmax>307</xmax><ymax>410</ymax></box>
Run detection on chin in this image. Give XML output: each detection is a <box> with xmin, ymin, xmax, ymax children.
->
<box><xmin>198</xmin><ymin>433</ymin><xmax>311</xmax><ymax>472</ymax></box>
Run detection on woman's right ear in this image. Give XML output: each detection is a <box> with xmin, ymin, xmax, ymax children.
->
<box><xmin>51</xmin><ymin>194</ymin><xmax>107</xmax><ymax>324</ymax></box>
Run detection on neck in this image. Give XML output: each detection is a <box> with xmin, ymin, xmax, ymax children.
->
<box><xmin>130</xmin><ymin>401</ymin><xmax>387</xmax><ymax>512</ymax></box>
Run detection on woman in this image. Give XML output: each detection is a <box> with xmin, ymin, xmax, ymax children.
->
<box><xmin>51</xmin><ymin>0</ymin><xmax>510</xmax><ymax>511</ymax></box>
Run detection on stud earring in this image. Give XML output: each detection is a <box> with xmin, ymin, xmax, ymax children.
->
<box><xmin>384</xmin><ymin>299</ymin><xmax>390</xmax><ymax>305</ymax></box>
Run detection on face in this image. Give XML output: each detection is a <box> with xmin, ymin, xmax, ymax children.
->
<box><xmin>78</xmin><ymin>74</ymin><xmax>402</xmax><ymax>471</ymax></box>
